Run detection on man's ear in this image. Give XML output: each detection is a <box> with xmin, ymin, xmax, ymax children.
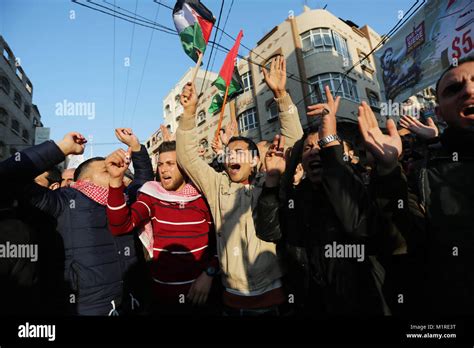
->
<box><xmin>49</xmin><ymin>182</ymin><xmax>60</xmax><ymax>191</ymax></box>
<box><xmin>251</xmin><ymin>155</ymin><xmax>260</xmax><ymax>168</ymax></box>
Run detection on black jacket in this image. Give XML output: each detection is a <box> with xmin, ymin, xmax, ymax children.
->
<box><xmin>409</xmin><ymin>127</ymin><xmax>474</xmax><ymax>315</ymax></box>
<box><xmin>257</xmin><ymin>144</ymin><xmax>390</xmax><ymax>316</ymax></box>
<box><xmin>0</xmin><ymin>141</ymin><xmax>153</xmax><ymax>315</ymax></box>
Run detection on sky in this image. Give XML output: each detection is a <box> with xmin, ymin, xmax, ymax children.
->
<box><xmin>0</xmin><ymin>0</ymin><xmax>415</xmax><ymax>157</ymax></box>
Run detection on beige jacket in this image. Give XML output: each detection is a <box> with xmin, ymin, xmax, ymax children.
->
<box><xmin>176</xmin><ymin>94</ymin><xmax>303</xmax><ymax>293</ymax></box>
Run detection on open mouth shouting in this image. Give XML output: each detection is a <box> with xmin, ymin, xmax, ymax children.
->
<box><xmin>308</xmin><ymin>160</ymin><xmax>322</xmax><ymax>173</ymax></box>
<box><xmin>462</xmin><ymin>104</ymin><xmax>474</xmax><ymax>117</ymax></box>
<box><xmin>228</xmin><ymin>163</ymin><xmax>241</xmax><ymax>176</ymax></box>
<box><xmin>161</xmin><ymin>174</ymin><xmax>173</xmax><ymax>185</ymax></box>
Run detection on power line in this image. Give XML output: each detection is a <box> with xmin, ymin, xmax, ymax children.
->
<box><xmin>204</xmin><ymin>0</ymin><xmax>235</xmax><ymax>94</ymax></box>
<box><xmin>152</xmin><ymin>0</ymin><xmax>174</xmax><ymax>11</ymax></box>
<box><xmin>97</xmin><ymin>0</ymin><xmax>176</xmax><ymax>33</ymax></box>
<box><xmin>120</xmin><ymin>0</ymin><xmax>139</xmax><ymax>127</ymax></box>
<box><xmin>130</xmin><ymin>1</ymin><xmax>161</xmax><ymax>128</ymax></box>
<box><xmin>73</xmin><ymin>0</ymin><xmax>308</xmax><ymax>87</ymax></box>
<box><xmin>74</xmin><ymin>0</ymin><xmax>425</xmax><ymax>114</ymax></box>
<box><xmin>149</xmin><ymin>0</ymin><xmax>312</xmax><ymax>87</ymax></box>
<box><xmin>199</xmin><ymin>0</ymin><xmax>225</xmax><ymax>97</ymax></box>
<box><xmin>71</xmin><ymin>0</ymin><xmax>177</xmax><ymax>35</ymax></box>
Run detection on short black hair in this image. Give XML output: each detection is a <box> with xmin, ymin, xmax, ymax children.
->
<box><xmin>157</xmin><ymin>141</ymin><xmax>176</xmax><ymax>154</ymax></box>
<box><xmin>45</xmin><ymin>166</ymin><xmax>62</xmax><ymax>186</ymax></box>
<box><xmin>228</xmin><ymin>136</ymin><xmax>259</xmax><ymax>158</ymax></box>
<box><xmin>435</xmin><ymin>56</ymin><xmax>474</xmax><ymax>100</ymax></box>
<box><xmin>74</xmin><ymin>157</ymin><xmax>105</xmax><ymax>182</ymax></box>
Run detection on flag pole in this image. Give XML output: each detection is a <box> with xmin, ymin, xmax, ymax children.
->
<box><xmin>214</xmin><ymin>83</ymin><xmax>230</xmax><ymax>142</ymax></box>
<box><xmin>183</xmin><ymin>51</ymin><xmax>204</xmax><ymax>103</ymax></box>
<box><xmin>191</xmin><ymin>51</ymin><xmax>204</xmax><ymax>85</ymax></box>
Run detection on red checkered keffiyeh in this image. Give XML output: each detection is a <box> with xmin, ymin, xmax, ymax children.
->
<box><xmin>72</xmin><ymin>180</ymin><xmax>109</xmax><ymax>206</ymax></box>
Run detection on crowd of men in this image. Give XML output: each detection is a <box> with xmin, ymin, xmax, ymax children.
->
<box><xmin>0</xmin><ymin>55</ymin><xmax>473</xmax><ymax>317</ymax></box>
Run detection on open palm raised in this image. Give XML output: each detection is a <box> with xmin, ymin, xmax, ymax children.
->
<box><xmin>358</xmin><ymin>101</ymin><xmax>402</xmax><ymax>169</ymax></box>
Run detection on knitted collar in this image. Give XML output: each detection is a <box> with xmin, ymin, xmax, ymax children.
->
<box><xmin>72</xmin><ymin>180</ymin><xmax>109</xmax><ymax>206</ymax></box>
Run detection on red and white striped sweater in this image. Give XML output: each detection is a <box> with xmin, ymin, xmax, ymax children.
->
<box><xmin>107</xmin><ymin>181</ymin><xmax>218</xmax><ymax>304</ymax></box>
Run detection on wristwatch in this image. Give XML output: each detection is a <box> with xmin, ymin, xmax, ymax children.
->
<box><xmin>204</xmin><ymin>266</ymin><xmax>218</xmax><ymax>277</ymax></box>
<box><xmin>318</xmin><ymin>134</ymin><xmax>341</xmax><ymax>148</ymax></box>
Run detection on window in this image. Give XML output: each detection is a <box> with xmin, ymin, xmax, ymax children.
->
<box><xmin>26</xmin><ymin>82</ymin><xmax>32</xmax><ymax>95</ymax></box>
<box><xmin>0</xmin><ymin>141</ymin><xmax>6</xmax><ymax>158</ymax></box>
<box><xmin>238</xmin><ymin>108</ymin><xmax>258</xmax><ymax>132</ymax></box>
<box><xmin>165</xmin><ymin>105</ymin><xmax>171</xmax><ymax>118</ymax></box>
<box><xmin>146</xmin><ymin>140</ymin><xmax>151</xmax><ymax>148</ymax></box>
<box><xmin>0</xmin><ymin>108</ymin><xmax>7</xmax><ymax>125</ymax></box>
<box><xmin>3</xmin><ymin>48</ymin><xmax>11</xmax><ymax>62</ymax></box>
<box><xmin>14</xmin><ymin>91</ymin><xmax>22</xmax><ymax>108</ymax></box>
<box><xmin>267</xmin><ymin>101</ymin><xmax>278</xmax><ymax>120</ymax></box>
<box><xmin>333</xmin><ymin>31</ymin><xmax>350</xmax><ymax>61</ymax></box>
<box><xmin>242</xmin><ymin>71</ymin><xmax>253</xmax><ymax>92</ymax></box>
<box><xmin>367</xmin><ymin>91</ymin><xmax>380</xmax><ymax>108</ymax></box>
<box><xmin>309</xmin><ymin>73</ymin><xmax>359</xmax><ymax>104</ymax></box>
<box><xmin>359</xmin><ymin>52</ymin><xmax>374</xmax><ymax>71</ymax></box>
<box><xmin>0</xmin><ymin>76</ymin><xmax>10</xmax><ymax>95</ymax></box>
<box><xmin>197</xmin><ymin>110</ymin><xmax>206</xmax><ymax>125</ymax></box>
<box><xmin>22</xmin><ymin>129</ymin><xmax>29</xmax><ymax>142</ymax></box>
<box><xmin>16</xmin><ymin>67</ymin><xmax>23</xmax><ymax>81</ymax></box>
<box><xmin>300</xmin><ymin>28</ymin><xmax>350</xmax><ymax>61</ymax></box>
<box><xmin>24</xmin><ymin>104</ymin><xmax>31</xmax><ymax>119</ymax></box>
<box><xmin>11</xmin><ymin>119</ymin><xmax>20</xmax><ymax>134</ymax></box>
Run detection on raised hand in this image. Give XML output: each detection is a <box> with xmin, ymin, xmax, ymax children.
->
<box><xmin>262</xmin><ymin>55</ymin><xmax>287</xmax><ymax>99</ymax></box>
<box><xmin>180</xmin><ymin>82</ymin><xmax>198</xmax><ymax>116</ymax></box>
<box><xmin>57</xmin><ymin>132</ymin><xmax>87</xmax><ymax>156</ymax></box>
<box><xmin>160</xmin><ymin>124</ymin><xmax>175</xmax><ymax>142</ymax></box>
<box><xmin>220</xmin><ymin>118</ymin><xmax>238</xmax><ymax>146</ymax></box>
<box><xmin>358</xmin><ymin>101</ymin><xmax>402</xmax><ymax>174</ymax></box>
<box><xmin>307</xmin><ymin>85</ymin><xmax>341</xmax><ymax>144</ymax></box>
<box><xmin>211</xmin><ymin>136</ymin><xmax>224</xmax><ymax>155</ymax></box>
<box><xmin>399</xmin><ymin>115</ymin><xmax>439</xmax><ymax>140</ymax></box>
<box><xmin>105</xmin><ymin>148</ymin><xmax>132</xmax><ymax>187</ymax></box>
<box><xmin>115</xmin><ymin>128</ymin><xmax>140</xmax><ymax>151</ymax></box>
<box><xmin>265</xmin><ymin>134</ymin><xmax>286</xmax><ymax>187</ymax></box>
<box><xmin>293</xmin><ymin>163</ymin><xmax>304</xmax><ymax>186</ymax></box>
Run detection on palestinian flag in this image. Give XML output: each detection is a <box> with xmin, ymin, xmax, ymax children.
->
<box><xmin>173</xmin><ymin>0</ymin><xmax>215</xmax><ymax>62</ymax></box>
<box><xmin>208</xmin><ymin>30</ymin><xmax>244</xmax><ymax>114</ymax></box>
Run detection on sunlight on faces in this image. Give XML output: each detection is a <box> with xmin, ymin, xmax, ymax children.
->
<box><xmin>302</xmin><ymin>133</ymin><xmax>322</xmax><ymax>185</ymax></box>
<box><xmin>436</xmin><ymin>61</ymin><xmax>474</xmax><ymax>130</ymax></box>
<box><xmin>224</xmin><ymin>140</ymin><xmax>259</xmax><ymax>183</ymax></box>
<box><xmin>158</xmin><ymin>151</ymin><xmax>185</xmax><ymax>192</ymax></box>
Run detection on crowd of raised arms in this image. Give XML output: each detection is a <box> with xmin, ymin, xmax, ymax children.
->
<box><xmin>0</xmin><ymin>55</ymin><xmax>473</xmax><ymax>317</ymax></box>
